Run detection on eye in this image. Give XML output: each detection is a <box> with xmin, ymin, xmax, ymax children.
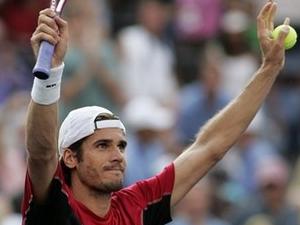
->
<box><xmin>118</xmin><ymin>141</ymin><xmax>127</xmax><ymax>153</ymax></box>
<box><xmin>96</xmin><ymin>142</ymin><xmax>109</xmax><ymax>150</ymax></box>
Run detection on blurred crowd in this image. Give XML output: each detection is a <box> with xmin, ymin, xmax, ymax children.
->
<box><xmin>0</xmin><ymin>0</ymin><xmax>300</xmax><ymax>224</ymax></box>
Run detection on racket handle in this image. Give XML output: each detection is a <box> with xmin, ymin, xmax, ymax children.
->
<box><xmin>32</xmin><ymin>41</ymin><xmax>55</xmax><ymax>80</ymax></box>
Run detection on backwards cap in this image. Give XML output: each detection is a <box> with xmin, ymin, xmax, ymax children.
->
<box><xmin>58</xmin><ymin>106</ymin><xmax>125</xmax><ymax>156</ymax></box>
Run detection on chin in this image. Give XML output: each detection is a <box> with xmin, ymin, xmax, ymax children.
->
<box><xmin>102</xmin><ymin>180</ymin><xmax>123</xmax><ymax>192</ymax></box>
<box><xmin>111</xmin><ymin>182</ymin><xmax>123</xmax><ymax>192</ymax></box>
<box><xmin>93</xmin><ymin>176</ymin><xmax>124</xmax><ymax>193</ymax></box>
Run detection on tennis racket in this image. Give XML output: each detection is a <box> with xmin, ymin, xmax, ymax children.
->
<box><xmin>32</xmin><ymin>0</ymin><xmax>67</xmax><ymax>80</ymax></box>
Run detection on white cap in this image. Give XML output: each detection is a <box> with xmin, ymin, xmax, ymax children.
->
<box><xmin>58</xmin><ymin>106</ymin><xmax>125</xmax><ymax>155</ymax></box>
<box><xmin>221</xmin><ymin>10</ymin><xmax>250</xmax><ymax>33</ymax></box>
<box><xmin>122</xmin><ymin>96</ymin><xmax>174</xmax><ymax>131</ymax></box>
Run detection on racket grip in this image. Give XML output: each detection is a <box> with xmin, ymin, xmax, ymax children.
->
<box><xmin>32</xmin><ymin>41</ymin><xmax>55</xmax><ymax>80</ymax></box>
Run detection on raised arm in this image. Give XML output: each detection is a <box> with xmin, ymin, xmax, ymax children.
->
<box><xmin>26</xmin><ymin>9</ymin><xmax>68</xmax><ymax>202</ymax></box>
<box><xmin>171</xmin><ymin>0</ymin><xmax>289</xmax><ymax>206</ymax></box>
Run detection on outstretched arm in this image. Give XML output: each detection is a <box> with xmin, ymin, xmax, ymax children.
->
<box><xmin>26</xmin><ymin>9</ymin><xmax>68</xmax><ymax>202</ymax></box>
<box><xmin>171</xmin><ymin>0</ymin><xmax>289</xmax><ymax>206</ymax></box>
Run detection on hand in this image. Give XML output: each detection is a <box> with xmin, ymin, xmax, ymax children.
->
<box><xmin>31</xmin><ymin>8</ymin><xmax>69</xmax><ymax>68</ymax></box>
<box><xmin>257</xmin><ymin>0</ymin><xmax>289</xmax><ymax>69</ymax></box>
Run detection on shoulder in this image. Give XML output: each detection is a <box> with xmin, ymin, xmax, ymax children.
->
<box><xmin>111</xmin><ymin>164</ymin><xmax>175</xmax><ymax>225</ymax></box>
<box><xmin>114</xmin><ymin>163</ymin><xmax>175</xmax><ymax>205</ymax></box>
<box><xmin>22</xmin><ymin>163</ymin><xmax>77</xmax><ymax>224</ymax></box>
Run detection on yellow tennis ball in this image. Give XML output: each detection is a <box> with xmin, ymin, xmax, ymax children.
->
<box><xmin>272</xmin><ymin>25</ymin><xmax>297</xmax><ymax>50</ymax></box>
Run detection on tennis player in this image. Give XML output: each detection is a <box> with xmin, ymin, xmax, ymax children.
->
<box><xmin>22</xmin><ymin>1</ymin><xmax>289</xmax><ymax>225</ymax></box>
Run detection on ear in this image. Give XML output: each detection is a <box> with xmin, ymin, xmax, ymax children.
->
<box><xmin>62</xmin><ymin>148</ymin><xmax>78</xmax><ymax>169</ymax></box>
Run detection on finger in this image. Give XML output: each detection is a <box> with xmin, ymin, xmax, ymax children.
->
<box><xmin>257</xmin><ymin>1</ymin><xmax>273</xmax><ymax>36</ymax></box>
<box><xmin>36</xmin><ymin>23</ymin><xmax>59</xmax><ymax>40</ymax></box>
<box><xmin>54</xmin><ymin>16</ymin><xmax>68</xmax><ymax>37</ymax></box>
<box><xmin>31</xmin><ymin>32</ymin><xmax>58</xmax><ymax>46</ymax></box>
<box><xmin>257</xmin><ymin>1</ymin><xmax>273</xmax><ymax>20</ymax></box>
<box><xmin>39</xmin><ymin>8</ymin><xmax>56</xmax><ymax>18</ymax></box>
<box><xmin>283</xmin><ymin>17</ymin><xmax>290</xmax><ymax>25</ymax></box>
<box><xmin>38</xmin><ymin>14</ymin><xmax>59</xmax><ymax>31</ymax></box>
<box><xmin>277</xmin><ymin>24</ymin><xmax>290</xmax><ymax>44</ymax></box>
<box><xmin>268</xmin><ymin>2</ymin><xmax>277</xmax><ymax>31</ymax></box>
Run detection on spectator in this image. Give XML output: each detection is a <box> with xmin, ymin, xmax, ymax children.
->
<box><xmin>170</xmin><ymin>178</ymin><xmax>231</xmax><ymax>225</ymax></box>
<box><xmin>60</xmin><ymin>0</ymin><xmax>126</xmax><ymax>119</ymax></box>
<box><xmin>231</xmin><ymin>156</ymin><xmax>299</xmax><ymax>225</ymax></box>
<box><xmin>0</xmin><ymin>20</ymin><xmax>32</xmax><ymax>105</ymax></box>
<box><xmin>118</xmin><ymin>0</ymin><xmax>178</xmax><ymax>108</ymax></box>
<box><xmin>176</xmin><ymin>46</ymin><xmax>229</xmax><ymax>146</ymax></box>
<box><xmin>219</xmin><ymin>112</ymin><xmax>279</xmax><ymax>198</ymax></box>
<box><xmin>219</xmin><ymin>7</ymin><xmax>259</xmax><ymax>99</ymax></box>
<box><xmin>175</xmin><ymin>0</ymin><xmax>222</xmax><ymax>42</ymax></box>
<box><xmin>264</xmin><ymin>52</ymin><xmax>300</xmax><ymax>164</ymax></box>
<box><xmin>122</xmin><ymin>96</ymin><xmax>175</xmax><ymax>185</ymax></box>
<box><xmin>0</xmin><ymin>92</ymin><xmax>28</xmax><ymax>198</ymax></box>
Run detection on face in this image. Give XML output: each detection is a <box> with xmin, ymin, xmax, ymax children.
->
<box><xmin>74</xmin><ymin>128</ymin><xmax>127</xmax><ymax>193</ymax></box>
<box><xmin>260</xmin><ymin>182</ymin><xmax>286</xmax><ymax>204</ymax></box>
<box><xmin>139</xmin><ymin>1</ymin><xmax>168</xmax><ymax>35</ymax></box>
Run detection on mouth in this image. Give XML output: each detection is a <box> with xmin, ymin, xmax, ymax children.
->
<box><xmin>105</xmin><ymin>169</ymin><xmax>124</xmax><ymax>178</ymax></box>
<box><xmin>107</xmin><ymin>169</ymin><xmax>123</xmax><ymax>173</ymax></box>
<box><xmin>104</xmin><ymin>167</ymin><xmax>124</xmax><ymax>174</ymax></box>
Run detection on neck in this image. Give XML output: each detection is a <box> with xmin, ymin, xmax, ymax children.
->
<box><xmin>71</xmin><ymin>176</ymin><xmax>112</xmax><ymax>218</ymax></box>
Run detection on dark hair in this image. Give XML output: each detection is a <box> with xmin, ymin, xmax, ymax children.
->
<box><xmin>94</xmin><ymin>113</ymin><xmax>120</xmax><ymax>122</ymax></box>
<box><xmin>61</xmin><ymin>137</ymin><xmax>86</xmax><ymax>186</ymax></box>
<box><xmin>61</xmin><ymin>112</ymin><xmax>120</xmax><ymax>186</ymax></box>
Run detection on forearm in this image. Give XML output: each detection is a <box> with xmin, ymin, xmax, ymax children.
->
<box><xmin>172</xmin><ymin>63</ymin><xmax>281</xmax><ymax>206</ymax></box>
<box><xmin>25</xmin><ymin>65</ymin><xmax>62</xmax><ymax>201</ymax></box>
<box><xmin>194</xmin><ymin>63</ymin><xmax>281</xmax><ymax>156</ymax></box>
<box><xmin>26</xmin><ymin>101</ymin><xmax>58</xmax><ymax>160</ymax></box>
<box><xmin>25</xmin><ymin>100</ymin><xmax>59</xmax><ymax>202</ymax></box>
<box><xmin>26</xmin><ymin>64</ymin><xmax>64</xmax><ymax>160</ymax></box>
<box><xmin>25</xmin><ymin>64</ymin><xmax>64</xmax><ymax>198</ymax></box>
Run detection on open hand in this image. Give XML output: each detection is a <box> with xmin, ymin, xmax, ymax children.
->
<box><xmin>257</xmin><ymin>0</ymin><xmax>289</xmax><ymax>69</ymax></box>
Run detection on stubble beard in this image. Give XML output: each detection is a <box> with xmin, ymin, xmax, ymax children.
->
<box><xmin>78</xmin><ymin>169</ymin><xmax>124</xmax><ymax>194</ymax></box>
<box><xmin>76</xmin><ymin>160</ymin><xmax>125</xmax><ymax>194</ymax></box>
<box><xmin>93</xmin><ymin>180</ymin><xmax>123</xmax><ymax>194</ymax></box>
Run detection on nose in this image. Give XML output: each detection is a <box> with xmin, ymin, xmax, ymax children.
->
<box><xmin>110</xmin><ymin>147</ymin><xmax>124</xmax><ymax>162</ymax></box>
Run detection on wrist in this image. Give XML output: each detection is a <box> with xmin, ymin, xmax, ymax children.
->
<box><xmin>261</xmin><ymin>57</ymin><xmax>284</xmax><ymax>70</ymax></box>
<box><xmin>31</xmin><ymin>63</ymin><xmax>64</xmax><ymax>105</ymax></box>
<box><xmin>260</xmin><ymin>61</ymin><xmax>283</xmax><ymax>74</ymax></box>
<box><xmin>52</xmin><ymin>59</ymin><xmax>64</xmax><ymax>68</ymax></box>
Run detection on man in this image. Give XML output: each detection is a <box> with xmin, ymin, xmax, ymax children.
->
<box><xmin>118</xmin><ymin>0</ymin><xmax>178</xmax><ymax>108</ymax></box>
<box><xmin>22</xmin><ymin>1</ymin><xmax>289</xmax><ymax>224</ymax></box>
<box><xmin>232</xmin><ymin>156</ymin><xmax>298</xmax><ymax>225</ymax></box>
